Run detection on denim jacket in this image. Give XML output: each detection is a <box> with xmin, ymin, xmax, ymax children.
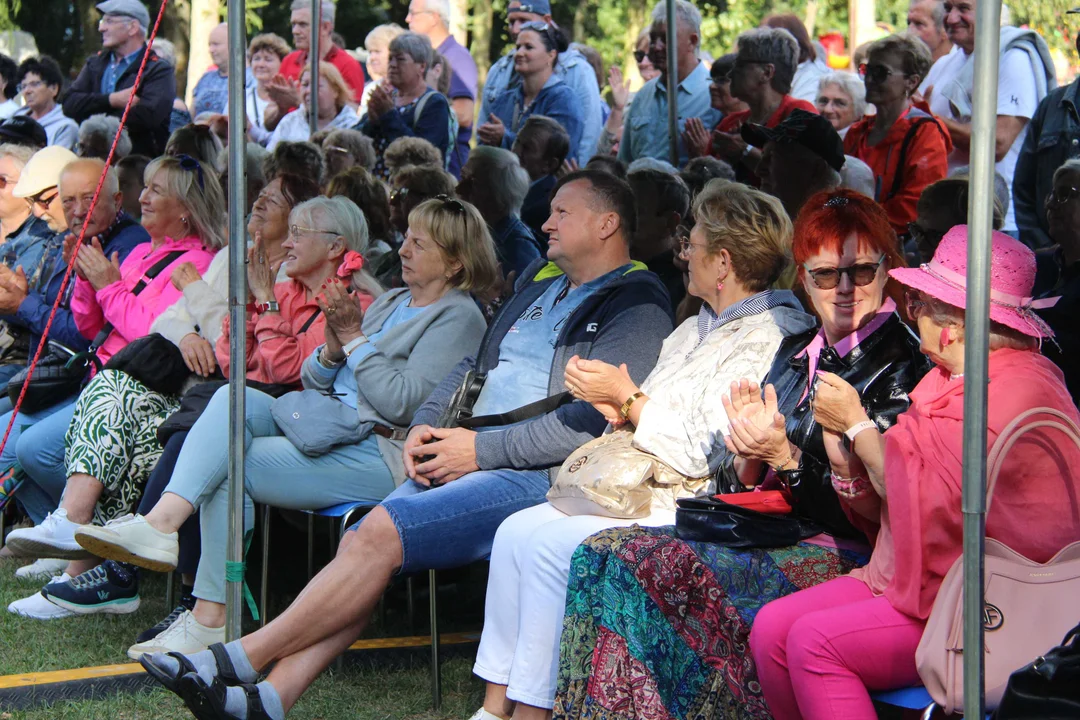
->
<box><xmin>486</xmin><ymin>74</ymin><xmax>584</xmax><ymax>163</ymax></box>
<box><xmin>1014</xmin><ymin>78</ymin><xmax>1080</xmax><ymax>250</ymax></box>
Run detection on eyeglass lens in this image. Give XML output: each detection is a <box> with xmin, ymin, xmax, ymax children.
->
<box><xmin>808</xmin><ymin>262</ymin><xmax>882</xmax><ymax>290</ymax></box>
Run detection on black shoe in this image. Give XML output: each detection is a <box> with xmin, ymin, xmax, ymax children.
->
<box><xmin>43</xmin><ymin>560</ymin><xmax>140</xmax><ymax>614</ymax></box>
<box><xmin>136</xmin><ymin>588</ymin><xmax>196</xmax><ymax>643</ymax></box>
<box><xmin>179</xmin><ymin>672</ymin><xmax>273</xmax><ymax>720</ymax></box>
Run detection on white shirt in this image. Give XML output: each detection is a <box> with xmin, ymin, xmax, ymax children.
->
<box><xmin>0</xmin><ymin>98</ymin><xmax>21</xmax><ymax>120</ymax></box>
<box><xmin>265</xmin><ymin>104</ymin><xmax>357</xmax><ymax>151</ymax></box>
<box><xmin>921</xmin><ymin>46</ymin><xmax>1038</xmax><ymax>231</ymax></box>
<box><xmin>790</xmin><ymin>57</ymin><xmax>831</xmax><ymax>104</ymax></box>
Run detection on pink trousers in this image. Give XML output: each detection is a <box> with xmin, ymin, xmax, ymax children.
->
<box><xmin>749</xmin><ymin>576</ymin><xmax>926</xmax><ymax>720</ymax></box>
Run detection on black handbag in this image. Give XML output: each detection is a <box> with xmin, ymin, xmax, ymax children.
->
<box><xmin>674</xmin><ymin>496</ymin><xmax>822</xmax><ymax>549</ymax></box>
<box><xmin>6</xmin><ymin>341</ymin><xmax>100</xmax><ymax>413</ymax></box>
<box><xmin>994</xmin><ymin>623</ymin><xmax>1080</xmax><ymax>720</ymax></box>
<box><xmin>104</xmin><ymin>332</ymin><xmax>192</xmax><ymax>395</ymax></box>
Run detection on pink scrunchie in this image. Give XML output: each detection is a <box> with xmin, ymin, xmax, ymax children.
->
<box><xmin>337</xmin><ymin>250</ymin><xmax>365</xmax><ymax>278</ymax></box>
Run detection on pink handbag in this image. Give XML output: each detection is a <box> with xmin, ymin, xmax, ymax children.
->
<box><xmin>915</xmin><ymin>407</ymin><xmax>1080</xmax><ymax>714</ymax></box>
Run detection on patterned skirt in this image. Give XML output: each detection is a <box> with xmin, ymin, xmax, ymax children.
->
<box><xmin>554</xmin><ymin>525</ymin><xmax>868</xmax><ymax>720</ymax></box>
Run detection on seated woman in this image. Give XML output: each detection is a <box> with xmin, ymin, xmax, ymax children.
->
<box><xmin>456</xmin><ymin>146</ymin><xmax>543</xmax><ymax>278</ymax></box>
<box><xmin>751</xmin><ymin>227</ymin><xmax>1080</xmax><ymax>720</ymax></box>
<box><xmin>372</xmin><ymin>163</ymin><xmax>457</xmax><ymax>288</ymax></box>
<box><xmin>843</xmin><ymin>34</ymin><xmax>951</xmax><ymax>235</ymax></box>
<box><xmin>471</xmin><ymin>181</ymin><xmax>817</xmax><ymax>720</ymax></box>
<box><xmin>166</xmin><ymin>124</ymin><xmax>225</xmax><ymax>173</ymax></box>
<box><xmin>325</xmin><ymin>166</ymin><xmax>396</xmax><ymax>261</ymax></box>
<box><xmin>358</xmin><ymin>32</ymin><xmax>454</xmax><ymax>180</ymax></box>
<box><xmin>476</xmin><ymin>22</ymin><xmax>583</xmax><ymax>164</ymax></box>
<box><xmin>5</xmin><ymin>155</ymin><xmax>224</xmax><ymax>618</ymax></box>
<box><xmin>77</xmin><ymin>196</ymin><xmax>499</xmax><ymax>658</ymax></box>
<box><xmin>549</xmin><ymin>189</ymin><xmax>930</xmax><ymax>720</ymax></box>
<box><xmin>243</xmin><ymin>33</ymin><xmax>291</xmax><ymax>147</ymax></box>
<box><xmin>267</xmin><ymin>63</ymin><xmax>358</xmax><ymax>152</ymax></box>
<box><xmin>815</xmin><ymin>71</ymin><xmax>866</xmax><ymax>139</ymax></box>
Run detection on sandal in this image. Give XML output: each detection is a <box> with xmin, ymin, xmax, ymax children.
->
<box><xmin>179</xmin><ymin>672</ymin><xmax>273</xmax><ymax>720</ymax></box>
<box><xmin>139</xmin><ymin>651</ymin><xmax>197</xmax><ymax>696</ymax></box>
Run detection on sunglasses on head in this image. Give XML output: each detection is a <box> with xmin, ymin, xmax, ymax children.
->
<box><xmin>803</xmin><ymin>257</ymin><xmax>886</xmax><ymax>290</ymax></box>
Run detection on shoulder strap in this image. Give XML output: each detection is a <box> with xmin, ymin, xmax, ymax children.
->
<box><xmin>985</xmin><ymin>406</ymin><xmax>1080</xmax><ymax>513</ymax></box>
<box><xmin>411</xmin><ymin>90</ymin><xmax>433</xmax><ymax>131</ymax></box>
<box><xmin>886</xmin><ymin>117</ymin><xmax>947</xmax><ymax>201</ymax></box>
<box><xmin>457</xmin><ymin>391</ymin><xmax>573</xmax><ymax>429</ymax></box>
<box><xmin>298</xmin><ymin>308</ymin><xmax>321</xmax><ymax>334</ymax></box>
<box><xmin>90</xmin><ymin>249</ymin><xmax>188</xmax><ymax>351</ymax></box>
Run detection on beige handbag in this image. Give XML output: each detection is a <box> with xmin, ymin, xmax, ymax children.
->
<box><xmin>547</xmin><ymin>430</ymin><xmax>703</xmax><ymax>518</ymax></box>
<box><xmin>915</xmin><ymin>407</ymin><xmax>1080</xmax><ymax>714</ymax></box>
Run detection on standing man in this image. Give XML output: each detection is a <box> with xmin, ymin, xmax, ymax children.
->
<box><xmin>191</xmin><ymin>23</ymin><xmax>255</xmax><ymax>118</ymax></box>
<box><xmin>480</xmin><ymin>0</ymin><xmax>602</xmax><ymax>163</ymax></box>
<box><xmin>919</xmin><ymin>0</ymin><xmax>1055</xmax><ymax>235</ymax></box>
<box><xmin>1013</xmin><ymin>11</ymin><xmax>1080</xmax><ymax>250</ymax></box>
<box><xmin>407</xmin><ymin>0</ymin><xmax>477</xmax><ymax>178</ymax></box>
<box><xmin>907</xmin><ymin>0</ymin><xmax>953</xmax><ymax>63</ymax></box>
<box><xmin>63</xmin><ymin>0</ymin><xmax>175</xmax><ymax>157</ymax></box>
<box><xmin>276</xmin><ymin>0</ymin><xmax>365</xmax><ymax>104</ymax></box>
<box><xmin>618</xmin><ymin>0</ymin><xmax>718</xmax><ymax>167</ymax></box>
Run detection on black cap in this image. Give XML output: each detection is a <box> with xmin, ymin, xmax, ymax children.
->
<box><xmin>740</xmin><ymin>108</ymin><xmax>846</xmax><ymax>172</ymax></box>
<box><xmin>0</xmin><ymin>115</ymin><xmax>48</xmax><ymax>149</ymax></box>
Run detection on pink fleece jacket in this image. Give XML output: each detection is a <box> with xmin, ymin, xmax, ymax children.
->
<box><xmin>73</xmin><ymin>236</ymin><xmax>217</xmax><ymax>364</ymax></box>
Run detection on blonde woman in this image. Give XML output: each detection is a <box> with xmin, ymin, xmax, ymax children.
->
<box><xmin>359</xmin><ymin>23</ymin><xmax>405</xmax><ymax>115</ymax></box>
<box><xmin>267</xmin><ymin>62</ymin><xmax>357</xmax><ymax>150</ymax></box>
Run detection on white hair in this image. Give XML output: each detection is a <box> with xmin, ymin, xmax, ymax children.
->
<box><xmin>467</xmin><ymin>146</ymin><xmax>530</xmax><ymax>217</ymax></box>
<box><xmin>291</xmin><ymin>195</ymin><xmax>384</xmax><ymax>299</ymax></box>
<box><xmin>0</xmin><ymin>143</ymin><xmax>34</xmax><ymax>169</ymax></box>
<box><xmin>152</xmin><ymin>37</ymin><xmax>177</xmax><ymax>66</ymax></box>
<box><xmin>77</xmin><ymin>114</ymin><xmax>132</xmax><ymax>157</ymax></box>
<box><xmin>628</xmin><ymin>157</ymin><xmax>678</xmax><ymax>175</ymax></box>
<box><xmin>839</xmin><ymin>156</ymin><xmax>875</xmax><ymax>198</ymax></box>
<box><xmin>290</xmin><ymin>0</ymin><xmax>336</xmax><ymax>27</ymax></box>
<box><xmin>421</xmin><ymin>0</ymin><xmax>451</xmax><ymax>26</ymax></box>
<box><xmin>650</xmin><ymin>0</ymin><xmax>702</xmax><ymax>37</ymax></box>
<box><xmin>817</xmin><ymin>71</ymin><xmax>867</xmax><ymax>122</ymax></box>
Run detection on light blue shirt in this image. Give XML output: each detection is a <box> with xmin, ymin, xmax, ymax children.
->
<box><xmin>308</xmin><ymin>296</ymin><xmax>428</xmax><ymax>409</ymax></box>
<box><xmin>617</xmin><ymin>60</ymin><xmax>720</xmax><ymax>167</ymax></box>
<box><xmin>480</xmin><ymin>47</ymin><xmax>602</xmax><ymax>162</ymax></box>
<box><xmin>470</xmin><ymin>264</ymin><xmax>630</xmax><ymax>418</ymax></box>
<box><xmin>192</xmin><ymin>67</ymin><xmax>255</xmax><ymax>117</ymax></box>
<box><xmin>100</xmin><ymin>47</ymin><xmax>143</xmax><ymax>95</ymax></box>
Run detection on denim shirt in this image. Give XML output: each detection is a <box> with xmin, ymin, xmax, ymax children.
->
<box><xmin>486</xmin><ymin>74</ymin><xmax>584</xmax><ymax>163</ymax></box>
<box><xmin>1014</xmin><ymin>78</ymin><xmax>1080</xmax><ymax>250</ymax></box>
<box><xmin>617</xmin><ymin>61</ymin><xmax>720</xmax><ymax>167</ymax></box>
<box><xmin>100</xmin><ymin>47</ymin><xmax>142</xmax><ymax>95</ymax></box>
<box><xmin>0</xmin><ymin>215</ymin><xmax>53</xmax><ymax>288</ymax></box>
<box><xmin>480</xmin><ymin>47</ymin><xmax>602</xmax><ymax>162</ymax></box>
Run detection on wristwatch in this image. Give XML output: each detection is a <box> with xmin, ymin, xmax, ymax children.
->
<box><xmin>842</xmin><ymin>419</ymin><xmax>877</xmax><ymax>451</ymax></box>
<box><xmin>619</xmin><ymin>391</ymin><xmax>644</xmax><ymax>420</ymax></box>
<box><xmin>253</xmin><ymin>300</ymin><xmax>280</xmax><ymax>314</ymax></box>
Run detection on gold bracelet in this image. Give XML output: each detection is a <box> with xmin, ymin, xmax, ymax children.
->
<box><xmin>619</xmin><ymin>391</ymin><xmax>645</xmax><ymax>420</ymax></box>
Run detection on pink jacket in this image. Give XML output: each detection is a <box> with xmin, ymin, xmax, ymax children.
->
<box><xmin>73</xmin><ymin>236</ymin><xmax>217</xmax><ymax>364</ymax></box>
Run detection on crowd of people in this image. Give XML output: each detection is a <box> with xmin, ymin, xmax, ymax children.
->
<box><xmin>0</xmin><ymin>0</ymin><xmax>1078</xmax><ymax>718</ymax></box>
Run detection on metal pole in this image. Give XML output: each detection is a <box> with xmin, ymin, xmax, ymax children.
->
<box><xmin>961</xmin><ymin>2</ymin><xmax>1001</xmax><ymax>717</ymax></box>
<box><xmin>225</xmin><ymin>1</ymin><xmax>249</xmax><ymax>643</ymax></box>
<box><xmin>308</xmin><ymin>0</ymin><xmax>322</xmax><ymax>135</ymax></box>
<box><xmin>665</xmin><ymin>0</ymin><xmax>679</xmax><ymax>166</ymax></box>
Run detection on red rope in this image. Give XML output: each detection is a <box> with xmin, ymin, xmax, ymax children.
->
<box><xmin>0</xmin><ymin>0</ymin><xmax>171</xmax><ymax>460</ymax></box>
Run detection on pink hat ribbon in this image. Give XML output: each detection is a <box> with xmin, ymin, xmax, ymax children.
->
<box><xmin>921</xmin><ymin>259</ymin><xmax>1060</xmax><ymax>312</ymax></box>
<box><xmin>337</xmin><ymin>250</ymin><xmax>365</xmax><ymax>278</ymax></box>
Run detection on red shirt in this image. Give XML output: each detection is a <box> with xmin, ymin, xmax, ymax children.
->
<box><xmin>713</xmin><ymin>95</ymin><xmax>818</xmax><ymax>185</ymax></box>
<box><xmin>280</xmin><ymin>44</ymin><xmax>365</xmax><ymax>103</ymax></box>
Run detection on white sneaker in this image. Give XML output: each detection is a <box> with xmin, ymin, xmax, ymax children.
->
<box><xmin>467</xmin><ymin>708</ymin><xmax>508</xmax><ymax>720</ymax></box>
<box><xmin>14</xmin><ymin>558</ymin><xmax>70</xmax><ymax>581</ymax></box>
<box><xmin>75</xmin><ymin>514</ymin><xmax>179</xmax><ymax>572</ymax></box>
<box><xmin>126</xmin><ymin>609</ymin><xmax>224</xmax><ymax>660</ymax></box>
<box><xmin>5</xmin><ymin>510</ymin><xmax>93</xmax><ymax>560</ymax></box>
<box><xmin>7</xmin><ymin>574</ymin><xmax>75</xmax><ymax>620</ymax></box>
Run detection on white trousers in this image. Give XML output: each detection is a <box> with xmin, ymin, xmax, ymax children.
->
<box><xmin>472</xmin><ymin>502</ymin><xmax>676</xmax><ymax>708</ymax></box>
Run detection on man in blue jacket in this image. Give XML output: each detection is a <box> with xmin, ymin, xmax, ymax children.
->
<box><xmin>63</xmin><ymin>0</ymin><xmax>175</xmax><ymax>157</ymax></box>
<box><xmin>142</xmin><ymin>170</ymin><xmax>675</xmax><ymax>720</ymax></box>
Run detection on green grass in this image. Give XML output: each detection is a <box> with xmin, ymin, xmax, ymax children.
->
<box><xmin>0</xmin><ymin>551</ymin><xmax>486</xmax><ymax>719</ymax></box>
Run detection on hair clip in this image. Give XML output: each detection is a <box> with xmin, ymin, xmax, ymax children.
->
<box><xmin>823</xmin><ymin>196</ymin><xmax>849</xmax><ymax>208</ymax></box>
<box><xmin>176</xmin><ymin>154</ymin><xmax>205</xmax><ymax>191</ymax></box>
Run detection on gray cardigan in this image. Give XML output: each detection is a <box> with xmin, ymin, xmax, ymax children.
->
<box><xmin>300</xmin><ymin>287</ymin><xmax>487</xmax><ymax>484</ymax></box>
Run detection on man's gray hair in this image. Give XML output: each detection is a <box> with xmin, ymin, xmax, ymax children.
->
<box><xmin>840</xmin><ymin>156</ymin><xmax>875</xmax><ymax>198</ymax></box>
<box><xmin>290</xmin><ymin>196</ymin><xmax>369</xmax><ymax>254</ymax></box>
<box><xmin>60</xmin><ymin>158</ymin><xmax>120</xmax><ymax>198</ymax></box>
<box><xmin>468</xmin><ymin>146</ymin><xmax>530</xmax><ymax>217</ymax></box>
<box><xmin>1053</xmin><ymin>158</ymin><xmax>1080</xmax><ymax>185</ymax></box>
<box><xmin>911</xmin><ymin>0</ymin><xmax>947</xmax><ymax>30</ymax></box>
<box><xmin>650</xmin><ymin>0</ymin><xmax>702</xmax><ymax>37</ymax></box>
<box><xmin>390</xmin><ymin>32</ymin><xmax>433</xmax><ymax>68</ymax></box>
<box><xmin>290</xmin><ymin>0</ymin><xmax>336</xmax><ymax>27</ymax></box>
<box><xmin>817</xmin><ymin>71</ymin><xmax>867</xmax><ymax>122</ymax></box>
<box><xmin>0</xmin><ymin>143</ymin><xmax>34</xmax><ymax>169</ymax></box>
<box><xmin>78</xmin><ymin>114</ymin><xmax>132</xmax><ymax>157</ymax></box>
<box><xmin>628</xmin><ymin>157</ymin><xmax>678</xmax><ymax>175</ymax></box>
<box><xmin>737</xmin><ymin>27</ymin><xmax>799</xmax><ymax>95</ymax></box>
<box><xmin>421</xmin><ymin>0</ymin><xmax>451</xmax><ymax>27</ymax></box>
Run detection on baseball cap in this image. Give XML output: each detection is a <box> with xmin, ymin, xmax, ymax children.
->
<box><xmin>95</xmin><ymin>0</ymin><xmax>151</xmax><ymax>29</ymax></box>
<box><xmin>740</xmin><ymin>108</ymin><xmax>846</xmax><ymax>172</ymax></box>
<box><xmin>508</xmin><ymin>0</ymin><xmax>551</xmax><ymax>16</ymax></box>
<box><xmin>13</xmin><ymin>146</ymin><xmax>78</xmax><ymax>198</ymax></box>
<box><xmin>0</xmin><ymin>115</ymin><xmax>48</xmax><ymax>149</ymax></box>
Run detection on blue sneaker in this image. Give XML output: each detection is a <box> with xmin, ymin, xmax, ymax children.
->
<box><xmin>43</xmin><ymin>560</ymin><xmax>141</xmax><ymax>615</ymax></box>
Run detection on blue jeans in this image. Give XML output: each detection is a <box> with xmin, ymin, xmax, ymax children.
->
<box><xmin>8</xmin><ymin>399</ymin><xmax>77</xmax><ymax>524</ymax></box>
<box><xmin>165</xmin><ymin>385</ymin><xmax>398</xmax><ymax>604</ymax></box>
<box><xmin>359</xmin><ymin>468</ymin><xmax>552</xmax><ymax>575</ymax></box>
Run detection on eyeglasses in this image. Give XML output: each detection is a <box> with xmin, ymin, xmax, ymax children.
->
<box><xmin>633</xmin><ymin>50</ymin><xmax>648</xmax><ymax>63</ymax></box>
<box><xmin>16</xmin><ymin>80</ymin><xmax>45</xmax><ymax>94</ymax></box>
<box><xmin>289</xmin><ymin>225</ymin><xmax>342</xmax><ymax>240</ymax></box>
<box><xmin>99</xmin><ymin>14</ymin><xmax>135</xmax><ymax>26</ymax></box>
<box><xmin>803</xmin><ymin>256</ymin><xmax>886</xmax><ymax>290</ymax></box>
<box><xmin>1048</xmin><ymin>185</ymin><xmax>1080</xmax><ymax>205</ymax></box>
<box><xmin>678</xmin><ymin>238</ymin><xmax>708</xmax><ymax>256</ymax></box>
<box><xmin>858</xmin><ymin>63</ymin><xmax>905</xmax><ymax>83</ymax></box>
<box><xmin>390</xmin><ymin>187</ymin><xmax>414</xmax><ymax>206</ymax></box>
<box><xmin>905</xmin><ymin>290</ymin><xmax>929</xmax><ymax>319</ymax></box>
<box><xmin>906</xmin><ymin>221</ymin><xmax>946</xmax><ymax>250</ymax></box>
<box><xmin>30</xmin><ymin>187</ymin><xmax>58</xmax><ymax>209</ymax></box>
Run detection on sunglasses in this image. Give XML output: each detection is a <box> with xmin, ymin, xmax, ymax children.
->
<box><xmin>1048</xmin><ymin>185</ymin><xmax>1080</xmax><ymax>205</ymax></box>
<box><xmin>30</xmin><ymin>187</ymin><xmax>59</xmax><ymax>209</ymax></box>
<box><xmin>176</xmin><ymin>154</ymin><xmax>205</xmax><ymax>190</ymax></box>
<box><xmin>905</xmin><ymin>290</ymin><xmax>929</xmax><ymax>319</ymax></box>
<box><xmin>520</xmin><ymin>20</ymin><xmax>551</xmax><ymax>32</ymax></box>
<box><xmin>633</xmin><ymin>50</ymin><xmax>648</xmax><ymax>63</ymax></box>
<box><xmin>803</xmin><ymin>257</ymin><xmax>886</xmax><ymax>290</ymax></box>
<box><xmin>858</xmin><ymin>62</ymin><xmax>905</xmax><ymax>84</ymax></box>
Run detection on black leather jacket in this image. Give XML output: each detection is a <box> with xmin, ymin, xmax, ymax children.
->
<box><xmin>719</xmin><ymin>312</ymin><xmax>931</xmax><ymax>539</ymax></box>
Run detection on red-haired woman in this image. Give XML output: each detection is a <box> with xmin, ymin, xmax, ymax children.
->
<box><xmin>549</xmin><ymin>189</ymin><xmax>931</xmax><ymax>720</ymax></box>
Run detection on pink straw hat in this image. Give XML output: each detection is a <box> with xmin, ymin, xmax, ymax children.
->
<box><xmin>888</xmin><ymin>225</ymin><xmax>1057</xmax><ymax>339</ymax></box>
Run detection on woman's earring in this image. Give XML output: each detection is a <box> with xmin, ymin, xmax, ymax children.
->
<box><xmin>716</xmin><ymin>276</ymin><xmax>725</xmax><ymax>292</ymax></box>
<box><xmin>181</xmin><ymin>216</ymin><xmax>189</xmax><ymax>225</ymax></box>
